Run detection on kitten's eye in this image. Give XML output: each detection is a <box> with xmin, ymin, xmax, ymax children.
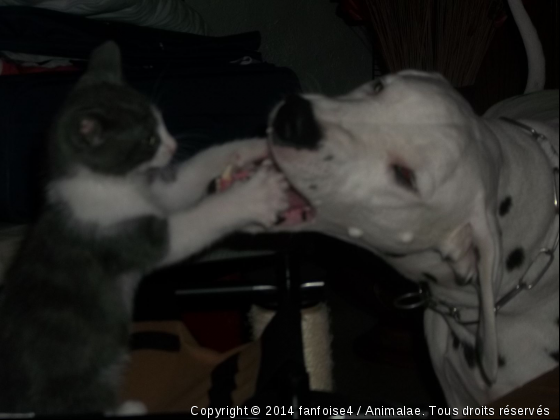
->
<box><xmin>371</xmin><ymin>80</ymin><xmax>384</xmax><ymax>94</ymax></box>
<box><xmin>391</xmin><ymin>164</ymin><xmax>418</xmax><ymax>192</ymax></box>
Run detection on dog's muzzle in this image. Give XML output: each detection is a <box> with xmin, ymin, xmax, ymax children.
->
<box><xmin>272</xmin><ymin>94</ymin><xmax>322</xmax><ymax>150</ymax></box>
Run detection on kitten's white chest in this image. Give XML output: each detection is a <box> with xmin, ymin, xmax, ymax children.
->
<box><xmin>48</xmin><ymin>168</ymin><xmax>160</xmax><ymax>227</ymax></box>
<box><xmin>119</xmin><ymin>271</ymin><xmax>143</xmax><ymax>314</ymax></box>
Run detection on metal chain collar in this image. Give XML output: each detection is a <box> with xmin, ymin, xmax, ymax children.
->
<box><xmin>394</xmin><ymin>117</ymin><xmax>559</xmax><ymax>325</ymax></box>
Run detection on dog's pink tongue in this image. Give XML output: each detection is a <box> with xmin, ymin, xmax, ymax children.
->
<box><xmin>214</xmin><ymin>162</ymin><xmax>314</xmax><ymax>226</ymax></box>
<box><xmin>282</xmin><ymin>190</ymin><xmax>314</xmax><ymax>225</ymax></box>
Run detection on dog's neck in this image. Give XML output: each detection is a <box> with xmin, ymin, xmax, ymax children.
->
<box><xmin>448</xmin><ymin>118</ymin><xmax>560</xmax><ymax>312</ymax></box>
<box><xmin>390</xmin><ymin>117</ymin><xmax>559</xmax><ymax>329</ymax></box>
<box><xmin>489</xmin><ymin>118</ymin><xmax>558</xmax><ymax>273</ymax></box>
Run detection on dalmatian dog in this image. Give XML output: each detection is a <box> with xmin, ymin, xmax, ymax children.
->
<box><xmin>262</xmin><ymin>1</ymin><xmax>559</xmax><ymax>411</ymax></box>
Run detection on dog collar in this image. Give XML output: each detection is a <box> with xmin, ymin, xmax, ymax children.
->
<box><xmin>395</xmin><ymin>118</ymin><xmax>559</xmax><ymax>325</ymax></box>
<box><xmin>492</xmin><ymin>117</ymin><xmax>559</xmax><ymax>313</ymax></box>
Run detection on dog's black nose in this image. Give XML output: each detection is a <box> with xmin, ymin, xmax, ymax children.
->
<box><xmin>272</xmin><ymin>95</ymin><xmax>322</xmax><ymax>149</ymax></box>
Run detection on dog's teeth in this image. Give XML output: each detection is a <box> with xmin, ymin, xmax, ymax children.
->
<box><xmin>348</xmin><ymin>227</ymin><xmax>364</xmax><ymax>238</ymax></box>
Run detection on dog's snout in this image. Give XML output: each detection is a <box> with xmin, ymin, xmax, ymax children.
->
<box><xmin>272</xmin><ymin>94</ymin><xmax>322</xmax><ymax>149</ymax></box>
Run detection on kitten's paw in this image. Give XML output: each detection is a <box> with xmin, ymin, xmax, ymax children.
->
<box><xmin>231</xmin><ymin>139</ymin><xmax>269</xmax><ymax>168</ymax></box>
<box><xmin>235</xmin><ymin>160</ymin><xmax>289</xmax><ymax>229</ymax></box>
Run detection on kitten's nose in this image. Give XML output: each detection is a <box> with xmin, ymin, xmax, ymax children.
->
<box><xmin>272</xmin><ymin>95</ymin><xmax>322</xmax><ymax>149</ymax></box>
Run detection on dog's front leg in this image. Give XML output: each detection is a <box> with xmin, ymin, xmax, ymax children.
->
<box><xmin>157</xmin><ymin>163</ymin><xmax>288</xmax><ymax>267</ymax></box>
<box><xmin>150</xmin><ymin>138</ymin><xmax>268</xmax><ymax>213</ymax></box>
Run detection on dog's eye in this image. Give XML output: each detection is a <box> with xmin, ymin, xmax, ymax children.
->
<box><xmin>392</xmin><ymin>164</ymin><xmax>418</xmax><ymax>192</ymax></box>
<box><xmin>371</xmin><ymin>80</ymin><xmax>384</xmax><ymax>94</ymax></box>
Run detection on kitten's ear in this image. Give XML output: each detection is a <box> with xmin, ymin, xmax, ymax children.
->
<box><xmin>78</xmin><ymin>41</ymin><xmax>122</xmax><ymax>87</ymax></box>
<box><xmin>75</xmin><ymin>117</ymin><xmax>105</xmax><ymax>148</ymax></box>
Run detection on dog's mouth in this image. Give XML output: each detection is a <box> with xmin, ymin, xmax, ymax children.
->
<box><xmin>211</xmin><ymin>155</ymin><xmax>315</xmax><ymax>227</ymax></box>
<box><xmin>280</xmin><ymin>180</ymin><xmax>315</xmax><ymax>226</ymax></box>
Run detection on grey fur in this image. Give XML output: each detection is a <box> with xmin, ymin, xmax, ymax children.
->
<box><xmin>0</xmin><ymin>42</ymin><xmax>168</xmax><ymax>415</ymax></box>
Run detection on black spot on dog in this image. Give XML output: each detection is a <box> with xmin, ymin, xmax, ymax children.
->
<box><xmin>499</xmin><ymin>196</ymin><xmax>513</xmax><ymax>217</ymax></box>
<box><xmin>423</xmin><ymin>273</ymin><xmax>438</xmax><ymax>284</ymax></box>
<box><xmin>498</xmin><ymin>355</ymin><xmax>506</xmax><ymax>368</ymax></box>
<box><xmin>551</xmin><ymin>351</ymin><xmax>559</xmax><ymax>363</ymax></box>
<box><xmin>506</xmin><ymin>248</ymin><xmax>525</xmax><ymax>271</ymax></box>
<box><xmin>206</xmin><ymin>179</ymin><xmax>217</xmax><ymax>194</ymax></box>
<box><xmin>324</xmin><ymin>155</ymin><xmax>334</xmax><ymax>162</ymax></box>
<box><xmin>463</xmin><ymin>343</ymin><xmax>476</xmax><ymax>368</ymax></box>
<box><xmin>452</xmin><ymin>334</ymin><xmax>460</xmax><ymax>350</ymax></box>
<box><xmin>455</xmin><ymin>272</ymin><xmax>474</xmax><ymax>286</ymax></box>
<box><xmin>474</xmin><ymin>247</ymin><xmax>480</xmax><ymax>262</ymax></box>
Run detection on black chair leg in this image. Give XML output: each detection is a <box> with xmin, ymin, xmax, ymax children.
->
<box><xmin>276</xmin><ymin>253</ymin><xmax>311</xmax><ymax>417</ymax></box>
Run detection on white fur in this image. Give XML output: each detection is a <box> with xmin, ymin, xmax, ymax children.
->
<box><xmin>158</xmin><ymin>163</ymin><xmax>289</xmax><ymax>267</ymax></box>
<box><xmin>148</xmin><ymin>139</ymin><xmax>270</xmax><ymax>213</ymax></box>
<box><xmin>48</xmin><ymin>168</ymin><xmax>162</xmax><ymax>227</ymax></box>
<box><xmin>119</xmin><ymin>272</ymin><xmax>143</xmax><ymax>315</ymax></box>
<box><xmin>347</xmin><ymin>227</ymin><xmax>364</xmax><ymax>239</ymax></box>
<box><xmin>268</xmin><ymin>71</ymin><xmax>559</xmax><ymax>411</ymax></box>
<box><xmin>137</xmin><ymin>109</ymin><xmax>177</xmax><ymax>171</ymax></box>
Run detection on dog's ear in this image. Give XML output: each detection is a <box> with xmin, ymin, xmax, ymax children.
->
<box><xmin>440</xmin><ymin>191</ymin><xmax>501</xmax><ymax>384</ymax></box>
<box><xmin>470</xmin><ymin>194</ymin><xmax>501</xmax><ymax>384</ymax></box>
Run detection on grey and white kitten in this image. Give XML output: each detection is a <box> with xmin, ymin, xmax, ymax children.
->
<box><xmin>0</xmin><ymin>41</ymin><xmax>288</xmax><ymax>415</ymax></box>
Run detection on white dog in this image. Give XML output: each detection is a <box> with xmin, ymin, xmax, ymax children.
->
<box><xmin>264</xmin><ymin>1</ymin><xmax>558</xmax><ymax>410</ymax></box>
